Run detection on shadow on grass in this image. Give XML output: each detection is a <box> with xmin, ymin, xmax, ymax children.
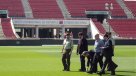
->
<box><xmin>68</xmin><ymin>70</ymin><xmax>135</xmax><ymax>76</ymax></box>
<box><xmin>116</xmin><ymin>71</ymin><xmax>136</xmax><ymax>73</ymax></box>
<box><xmin>101</xmin><ymin>75</ymin><xmax>129</xmax><ymax>76</ymax></box>
<box><xmin>69</xmin><ymin>71</ymin><xmax>85</xmax><ymax>72</ymax></box>
<box><xmin>116</xmin><ymin>75</ymin><xmax>130</xmax><ymax>76</ymax></box>
<box><xmin>115</xmin><ymin>70</ymin><xmax>136</xmax><ymax>76</ymax></box>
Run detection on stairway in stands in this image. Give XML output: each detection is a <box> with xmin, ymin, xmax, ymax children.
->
<box><xmin>21</xmin><ymin>0</ymin><xmax>34</xmax><ymax>18</ymax></box>
<box><xmin>0</xmin><ymin>19</ymin><xmax>5</xmax><ymax>39</ymax></box>
<box><xmin>0</xmin><ymin>18</ymin><xmax>18</xmax><ymax>39</ymax></box>
<box><xmin>116</xmin><ymin>0</ymin><xmax>135</xmax><ymax>19</ymax></box>
<box><xmin>56</xmin><ymin>0</ymin><xmax>71</xmax><ymax>18</ymax></box>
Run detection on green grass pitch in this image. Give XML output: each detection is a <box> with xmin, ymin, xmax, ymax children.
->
<box><xmin>0</xmin><ymin>45</ymin><xmax>135</xmax><ymax>76</ymax></box>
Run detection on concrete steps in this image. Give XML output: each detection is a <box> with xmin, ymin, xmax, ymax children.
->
<box><xmin>0</xmin><ymin>19</ymin><xmax>5</xmax><ymax>39</ymax></box>
<box><xmin>116</xmin><ymin>0</ymin><xmax>135</xmax><ymax>19</ymax></box>
<box><xmin>56</xmin><ymin>0</ymin><xmax>71</xmax><ymax>18</ymax></box>
<box><xmin>102</xmin><ymin>19</ymin><xmax>116</xmax><ymax>36</ymax></box>
<box><xmin>21</xmin><ymin>0</ymin><xmax>33</xmax><ymax>18</ymax></box>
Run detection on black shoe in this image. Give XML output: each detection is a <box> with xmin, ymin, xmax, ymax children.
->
<box><xmin>63</xmin><ymin>69</ymin><xmax>67</xmax><ymax>71</ymax></box>
<box><xmin>87</xmin><ymin>70</ymin><xmax>97</xmax><ymax>74</ymax></box>
<box><xmin>79</xmin><ymin>69</ymin><xmax>86</xmax><ymax>72</ymax></box>
<box><xmin>107</xmin><ymin>69</ymin><xmax>111</xmax><ymax>71</ymax></box>
<box><xmin>87</xmin><ymin>71</ymin><xmax>93</xmax><ymax>74</ymax></box>
<box><xmin>108</xmin><ymin>65</ymin><xmax>118</xmax><ymax>71</ymax></box>
<box><xmin>97</xmin><ymin>71</ymin><xmax>105</xmax><ymax>75</ymax></box>
<box><xmin>66</xmin><ymin>69</ymin><xmax>70</xmax><ymax>71</ymax></box>
<box><xmin>114</xmin><ymin>65</ymin><xmax>118</xmax><ymax>70</ymax></box>
<box><xmin>111</xmin><ymin>73</ymin><xmax>115</xmax><ymax>75</ymax></box>
<box><xmin>111</xmin><ymin>70</ymin><xmax>115</xmax><ymax>75</ymax></box>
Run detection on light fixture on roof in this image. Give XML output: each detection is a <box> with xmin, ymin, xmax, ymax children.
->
<box><xmin>105</xmin><ymin>3</ymin><xmax>113</xmax><ymax>17</ymax></box>
<box><xmin>105</xmin><ymin>3</ymin><xmax>113</xmax><ymax>32</ymax></box>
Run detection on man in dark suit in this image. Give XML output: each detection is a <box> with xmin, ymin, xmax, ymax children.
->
<box><xmin>106</xmin><ymin>32</ymin><xmax>118</xmax><ymax>71</ymax></box>
<box><xmin>98</xmin><ymin>34</ymin><xmax>116</xmax><ymax>75</ymax></box>
<box><xmin>77</xmin><ymin>32</ymin><xmax>88</xmax><ymax>72</ymax></box>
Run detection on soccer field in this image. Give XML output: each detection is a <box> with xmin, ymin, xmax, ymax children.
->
<box><xmin>0</xmin><ymin>45</ymin><xmax>135</xmax><ymax>76</ymax></box>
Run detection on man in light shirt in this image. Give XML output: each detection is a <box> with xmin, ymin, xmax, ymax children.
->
<box><xmin>89</xmin><ymin>34</ymin><xmax>104</xmax><ymax>74</ymax></box>
<box><xmin>62</xmin><ymin>33</ymin><xmax>73</xmax><ymax>71</ymax></box>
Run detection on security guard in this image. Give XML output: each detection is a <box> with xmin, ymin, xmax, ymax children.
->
<box><xmin>62</xmin><ymin>33</ymin><xmax>73</xmax><ymax>71</ymax></box>
<box><xmin>77</xmin><ymin>32</ymin><xmax>88</xmax><ymax>72</ymax></box>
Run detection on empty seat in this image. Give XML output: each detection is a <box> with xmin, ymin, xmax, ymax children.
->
<box><xmin>1</xmin><ymin>18</ymin><xmax>17</xmax><ymax>39</ymax></box>
<box><xmin>64</xmin><ymin>0</ymin><xmax>126</xmax><ymax>17</ymax></box>
<box><xmin>124</xmin><ymin>1</ymin><xmax>136</xmax><ymax>17</ymax></box>
<box><xmin>108</xmin><ymin>19</ymin><xmax>136</xmax><ymax>38</ymax></box>
<box><xmin>0</xmin><ymin>0</ymin><xmax>25</xmax><ymax>17</ymax></box>
<box><xmin>29</xmin><ymin>0</ymin><xmax>63</xmax><ymax>18</ymax></box>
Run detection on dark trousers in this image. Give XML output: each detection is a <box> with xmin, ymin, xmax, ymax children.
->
<box><xmin>80</xmin><ymin>54</ymin><xmax>86</xmax><ymax>70</ymax></box>
<box><xmin>90</xmin><ymin>52</ymin><xmax>103</xmax><ymax>72</ymax></box>
<box><xmin>107</xmin><ymin>60</ymin><xmax>118</xmax><ymax>70</ymax></box>
<box><xmin>101</xmin><ymin>56</ymin><xmax>115</xmax><ymax>75</ymax></box>
<box><xmin>62</xmin><ymin>49</ymin><xmax>71</xmax><ymax>70</ymax></box>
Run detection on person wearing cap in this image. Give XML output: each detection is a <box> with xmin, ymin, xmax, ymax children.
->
<box><xmin>62</xmin><ymin>33</ymin><xmax>73</xmax><ymax>71</ymax></box>
<box><xmin>77</xmin><ymin>32</ymin><xmax>88</xmax><ymax>72</ymax></box>
<box><xmin>89</xmin><ymin>34</ymin><xmax>104</xmax><ymax>74</ymax></box>
<box><xmin>98</xmin><ymin>34</ymin><xmax>116</xmax><ymax>75</ymax></box>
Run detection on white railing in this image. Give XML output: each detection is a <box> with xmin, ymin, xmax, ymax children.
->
<box><xmin>10</xmin><ymin>18</ymin><xmax>20</xmax><ymax>38</ymax></box>
<box><xmin>90</xmin><ymin>19</ymin><xmax>103</xmax><ymax>39</ymax></box>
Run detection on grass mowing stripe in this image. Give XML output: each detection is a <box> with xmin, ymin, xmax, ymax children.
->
<box><xmin>0</xmin><ymin>46</ymin><xmax>135</xmax><ymax>76</ymax></box>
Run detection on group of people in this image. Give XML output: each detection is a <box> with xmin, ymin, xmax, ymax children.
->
<box><xmin>61</xmin><ymin>32</ymin><xmax>118</xmax><ymax>75</ymax></box>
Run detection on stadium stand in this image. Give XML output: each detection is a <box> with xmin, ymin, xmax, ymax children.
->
<box><xmin>108</xmin><ymin>19</ymin><xmax>136</xmax><ymax>38</ymax></box>
<box><xmin>1</xmin><ymin>18</ymin><xmax>17</xmax><ymax>39</ymax></box>
<box><xmin>28</xmin><ymin>0</ymin><xmax>63</xmax><ymax>18</ymax></box>
<box><xmin>124</xmin><ymin>1</ymin><xmax>136</xmax><ymax>17</ymax></box>
<box><xmin>0</xmin><ymin>0</ymin><xmax>135</xmax><ymax>39</ymax></box>
<box><xmin>0</xmin><ymin>0</ymin><xmax>25</xmax><ymax>17</ymax></box>
<box><xmin>63</xmin><ymin>0</ymin><xmax>126</xmax><ymax>17</ymax></box>
<box><xmin>92</xmin><ymin>19</ymin><xmax>106</xmax><ymax>35</ymax></box>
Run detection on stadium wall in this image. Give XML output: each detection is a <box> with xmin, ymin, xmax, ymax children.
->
<box><xmin>0</xmin><ymin>39</ymin><xmax>135</xmax><ymax>46</ymax></box>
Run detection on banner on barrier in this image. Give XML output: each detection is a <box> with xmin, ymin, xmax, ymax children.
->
<box><xmin>13</xmin><ymin>19</ymin><xmax>90</xmax><ymax>26</ymax></box>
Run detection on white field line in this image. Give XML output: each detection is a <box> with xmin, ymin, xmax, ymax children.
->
<box><xmin>33</xmin><ymin>50</ymin><xmax>77</xmax><ymax>53</ymax></box>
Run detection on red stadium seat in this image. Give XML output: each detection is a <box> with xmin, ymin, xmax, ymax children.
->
<box><xmin>63</xmin><ymin>0</ymin><xmax>126</xmax><ymax>17</ymax></box>
<box><xmin>108</xmin><ymin>19</ymin><xmax>136</xmax><ymax>38</ymax></box>
<box><xmin>29</xmin><ymin>0</ymin><xmax>63</xmax><ymax>18</ymax></box>
<box><xmin>124</xmin><ymin>1</ymin><xmax>136</xmax><ymax>17</ymax></box>
<box><xmin>0</xmin><ymin>0</ymin><xmax>25</xmax><ymax>17</ymax></box>
<box><xmin>1</xmin><ymin>18</ymin><xmax>17</xmax><ymax>39</ymax></box>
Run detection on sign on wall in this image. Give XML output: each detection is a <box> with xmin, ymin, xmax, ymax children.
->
<box><xmin>13</xmin><ymin>19</ymin><xmax>90</xmax><ymax>26</ymax></box>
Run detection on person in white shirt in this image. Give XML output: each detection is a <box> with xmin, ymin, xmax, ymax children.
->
<box><xmin>89</xmin><ymin>34</ymin><xmax>104</xmax><ymax>74</ymax></box>
<box><xmin>62</xmin><ymin>33</ymin><xmax>73</xmax><ymax>71</ymax></box>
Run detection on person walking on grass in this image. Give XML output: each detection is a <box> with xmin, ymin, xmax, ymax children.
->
<box><xmin>88</xmin><ymin>34</ymin><xmax>104</xmax><ymax>74</ymax></box>
<box><xmin>98</xmin><ymin>34</ymin><xmax>117</xmax><ymax>75</ymax></box>
<box><xmin>106</xmin><ymin>32</ymin><xmax>118</xmax><ymax>71</ymax></box>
